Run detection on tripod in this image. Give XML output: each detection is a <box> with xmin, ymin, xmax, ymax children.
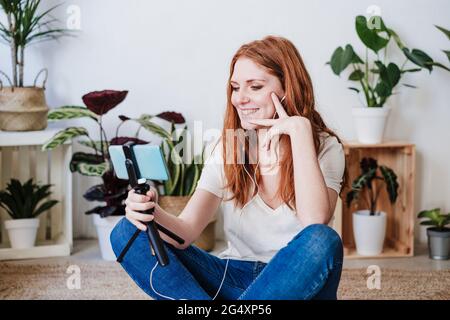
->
<box><xmin>116</xmin><ymin>142</ymin><xmax>185</xmax><ymax>266</ymax></box>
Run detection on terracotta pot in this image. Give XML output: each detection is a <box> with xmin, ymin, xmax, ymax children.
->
<box><xmin>159</xmin><ymin>195</ymin><xmax>216</xmax><ymax>252</ymax></box>
<box><xmin>0</xmin><ymin>86</ymin><xmax>49</xmax><ymax>131</ymax></box>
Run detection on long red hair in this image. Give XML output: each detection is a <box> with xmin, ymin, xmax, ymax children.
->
<box><xmin>219</xmin><ymin>35</ymin><xmax>347</xmax><ymax>211</ymax></box>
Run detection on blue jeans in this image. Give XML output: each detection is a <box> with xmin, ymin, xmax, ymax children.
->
<box><xmin>110</xmin><ymin>217</ymin><xmax>343</xmax><ymax>300</ymax></box>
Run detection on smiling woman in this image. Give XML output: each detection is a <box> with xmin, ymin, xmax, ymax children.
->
<box><xmin>111</xmin><ymin>35</ymin><xmax>348</xmax><ymax>301</ymax></box>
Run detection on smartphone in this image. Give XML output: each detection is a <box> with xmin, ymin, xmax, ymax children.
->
<box><xmin>108</xmin><ymin>144</ymin><xmax>170</xmax><ymax>181</ymax></box>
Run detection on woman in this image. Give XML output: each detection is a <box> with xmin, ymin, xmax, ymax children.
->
<box><xmin>110</xmin><ymin>35</ymin><xmax>346</xmax><ymax>300</ymax></box>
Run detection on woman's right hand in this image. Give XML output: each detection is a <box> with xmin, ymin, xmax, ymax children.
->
<box><xmin>124</xmin><ymin>186</ymin><xmax>159</xmax><ymax>231</ymax></box>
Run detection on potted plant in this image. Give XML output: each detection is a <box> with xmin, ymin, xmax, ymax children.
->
<box><xmin>346</xmin><ymin>157</ymin><xmax>399</xmax><ymax>256</ymax></box>
<box><xmin>418</xmin><ymin>208</ymin><xmax>450</xmax><ymax>260</ymax></box>
<box><xmin>0</xmin><ymin>0</ymin><xmax>72</xmax><ymax>131</ymax></box>
<box><xmin>118</xmin><ymin>113</ymin><xmax>216</xmax><ymax>251</ymax></box>
<box><xmin>328</xmin><ymin>15</ymin><xmax>447</xmax><ymax>144</ymax></box>
<box><xmin>0</xmin><ymin>178</ymin><xmax>58</xmax><ymax>249</ymax></box>
<box><xmin>41</xmin><ymin>90</ymin><xmax>149</xmax><ymax>260</ymax></box>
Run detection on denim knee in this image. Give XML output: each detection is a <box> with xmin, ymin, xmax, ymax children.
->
<box><xmin>110</xmin><ymin>217</ymin><xmax>129</xmax><ymax>257</ymax></box>
<box><xmin>291</xmin><ymin>224</ymin><xmax>343</xmax><ymax>261</ymax></box>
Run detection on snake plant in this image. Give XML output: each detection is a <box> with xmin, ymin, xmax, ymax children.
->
<box><xmin>0</xmin><ymin>178</ymin><xmax>58</xmax><ymax>219</ymax></box>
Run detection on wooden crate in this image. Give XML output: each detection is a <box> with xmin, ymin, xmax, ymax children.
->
<box><xmin>0</xmin><ymin>128</ymin><xmax>73</xmax><ymax>260</ymax></box>
<box><xmin>332</xmin><ymin>141</ymin><xmax>415</xmax><ymax>259</ymax></box>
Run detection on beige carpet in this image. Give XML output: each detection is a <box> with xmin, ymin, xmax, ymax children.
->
<box><xmin>0</xmin><ymin>262</ymin><xmax>449</xmax><ymax>300</ymax></box>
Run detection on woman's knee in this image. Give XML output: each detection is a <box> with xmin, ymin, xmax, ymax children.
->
<box><xmin>110</xmin><ymin>217</ymin><xmax>133</xmax><ymax>256</ymax></box>
<box><xmin>291</xmin><ymin>224</ymin><xmax>343</xmax><ymax>261</ymax></box>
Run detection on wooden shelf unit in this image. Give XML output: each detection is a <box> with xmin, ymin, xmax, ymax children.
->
<box><xmin>0</xmin><ymin>128</ymin><xmax>73</xmax><ymax>260</ymax></box>
<box><xmin>332</xmin><ymin>141</ymin><xmax>416</xmax><ymax>259</ymax></box>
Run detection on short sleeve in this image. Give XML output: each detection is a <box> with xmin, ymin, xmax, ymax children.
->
<box><xmin>195</xmin><ymin>138</ymin><xmax>225</xmax><ymax>198</ymax></box>
<box><xmin>318</xmin><ymin>135</ymin><xmax>345</xmax><ymax>195</ymax></box>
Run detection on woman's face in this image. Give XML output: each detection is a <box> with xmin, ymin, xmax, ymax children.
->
<box><xmin>230</xmin><ymin>57</ymin><xmax>285</xmax><ymax>130</ymax></box>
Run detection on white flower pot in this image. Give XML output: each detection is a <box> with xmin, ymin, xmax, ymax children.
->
<box><xmin>93</xmin><ymin>215</ymin><xmax>124</xmax><ymax>261</ymax></box>
<box><xmin>4</xmin><ymin>218</ymin><xmax>40</xmax><ymax>249</ymax></box>
<box><xmin>352</xmin><ymin>210</ymin><xmax>386</xmax><ymax>256</ymax></box>
<box><xmin>352</xmin><ymin>106</ymin><xmax>391</xmax><ymax>144</ymax></box>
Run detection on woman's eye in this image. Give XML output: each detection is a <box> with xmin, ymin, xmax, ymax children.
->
<box><xmin>251</xmin><ymin>86</ymin><xmax>263</xmax><ymax>90</ymax></box>
<box><xmin>231</xmin><ymin>87</ymin><xmax>239</xmax><ymax>91</ymax></box>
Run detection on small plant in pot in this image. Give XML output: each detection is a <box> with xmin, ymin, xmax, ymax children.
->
<box><xmin>418</xmin><ymin>208</ymin><xmax>450</xmax><ymax>260</ymax></box>
<box><xmin>118</xmin><ymin>113</ymin><xmax>215</xmax><ymax>251</ymax></box>
<box><xmin>0</xmin><ymin>178</ymin><xmax>58</xmax><ymax>249</ymax></box>
<box><xmin>42</xmin><ymin>90</ymin><xmax>149</xmax><ymax>260</ymax></box>
<box><xmin>327</xmin><ymin>15</ymin><xmax>447</xmax><ymax>144</ymax></box>
<box><xmin>346</xmin><ymin>157</ymin><xmax>399</xmax><ymax>256</ymax></box>
<box><xmin>0</xmin><ymin>0</ymin><xmax>73</xmax><ymax>131</ymax></box>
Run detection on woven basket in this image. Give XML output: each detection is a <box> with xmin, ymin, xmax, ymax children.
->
<box><xmin>158</xmin><ymin>195</ymin><xmax>216</xmax><ymax>252</ymax></box>
<box><xmin>0</xmin><ymin>87</ymin><xmax>48</xmax><ymax>131</ymax></box>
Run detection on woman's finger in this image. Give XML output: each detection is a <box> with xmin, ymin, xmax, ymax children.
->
<box><xmin>127</xmin><ymin>201</ymin><xmax>156</xmax><ymax>212</ymax></box>
<box><xmin>128</xmin><ymin>189</ymin><xmax>149</xmax><ymax>203</ymax></box>
<box><xmin>271</xmin><ymin>92</ymin><xmax>289</xmax><ymax>118</ymax></box>
<box><xmin>126</xmin><ymin>207</ymin><xmax>154</xmax><ymax>223</ymax></box>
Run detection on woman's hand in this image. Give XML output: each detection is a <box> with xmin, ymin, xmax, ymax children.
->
<box><xmin>124</xmin><ymin>186</ymin><xmax>160</xmax><ymax>231</ymax></box>
<box><xmin>246</xmin><ymin>92</ymin><xmax>311</xmax><ymax>151</ymax></box>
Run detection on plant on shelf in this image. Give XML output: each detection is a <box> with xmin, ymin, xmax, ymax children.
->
<box><xmin>346</xmin><ymin>157</ymin><xmax>399</xmax><ymax>214</ymax></box>
<box><xmin>0</xmin><ymin>178</ymin><xmax>58</xmax><ymax>249</ymax></box>
<box><xmin>327</xmin><ymin>15</ymin><xmax>447</xmax><ymax>143</ymax></box>
<box><xmin>418</xmin><ymin>208</ymin><xmax>450</xmax><ymax>260</ymax></box>
<box><xmin>346</xmin><ymin>157</ymin><xmax>399</xmax><ymax>256</ymax></box>
<box><xmin>0</xmin><ymin>0</ymin><xmax>73</xmax><ymax>131</ymax></box>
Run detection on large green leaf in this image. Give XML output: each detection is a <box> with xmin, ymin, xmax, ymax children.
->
<box><xmin>355</xmin><ymin>15</ymin><xmax>389</xmax><ymax>53</ymax></box>
<box><xmin>402</xmin><ymin>48</ymin><xmax>433</xmax><ymax>72</ymax></box>
<box><xmin>48</xmin><ymin>106</ymin><xmax>98</xmax><ymax>121</ymax></box>
<box><xmin>330</xmin><ymin>45</ymin><xmax>354</xmax><ymax>75</ymax></box>
<box><xmin>42</xmin><ymin>127</ymin><xmax>89</xmax><ymax>151</ymax></box>
<box><xmin>379</xmin><ymin>165</ymin><xmax>399</xmax><ymax>203</ymax></box>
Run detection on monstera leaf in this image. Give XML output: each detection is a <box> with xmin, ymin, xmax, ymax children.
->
<box><xmin>355</xmin><ymin>15</ymin><xmax>389</xmax><ymax>54</ymax></box>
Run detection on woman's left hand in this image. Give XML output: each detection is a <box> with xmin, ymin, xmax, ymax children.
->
<box><xmin>246</xmin><ymin>92</ymin><xmax>310</xmax><ymax>151</ymax></box>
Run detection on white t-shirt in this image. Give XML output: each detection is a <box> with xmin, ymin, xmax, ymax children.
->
<box><xmin>196</xmin><ymin>132</ymin><xmax>345</xmax><ymax>263</ymax></box>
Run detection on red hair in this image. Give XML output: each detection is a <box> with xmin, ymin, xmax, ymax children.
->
<box><xmin>219</xmin><ymin>35</ymin><xmax>347</xmax><ymax>211</ymax></box>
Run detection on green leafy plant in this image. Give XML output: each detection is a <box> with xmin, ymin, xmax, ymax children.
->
<box><xmin>117</xmin><ymin>112</ymin><xmax>206</xmax><ymax>196</ymax></box>
<box><xmin>435</xmin><ymin>25</ymin><xmax>450</xmax><ymax>72</ymax></box>
<box><xmin>328</xmin><ymin>15</ymin><xmax>449</xmax><ymax>108</ymax></box>
<box><xmin>418</xmin><ymin>208</ymin><xmax>450</xmax><ymax>231</ymax></box>
<box><xmin>0</xmin><ymin>178</ymin><xmax>58</xmax><ymax>219</ymax></box>
<box><xmin>42</xmin><ymin>90</ymin><xmax>146</xmax><ymax>217</ymax></box>
<box><xmin>346</xmin><ymin>157</ymin><xmax>399</xmax><ymax>215</ymax></box>
<box><xmin>0</xmin><ymin>0</ymin><xmax>73</xmax><ymax>87</ymax></box>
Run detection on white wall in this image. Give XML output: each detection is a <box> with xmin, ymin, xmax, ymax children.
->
<box><xmin>1</xmin><ymin>0</ymin><xmax>448</xmax><ymax>243</ymax></box>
